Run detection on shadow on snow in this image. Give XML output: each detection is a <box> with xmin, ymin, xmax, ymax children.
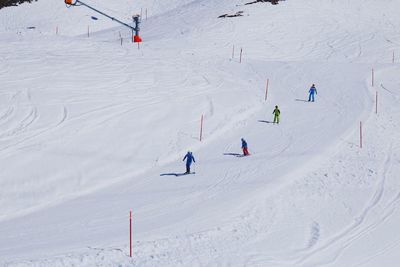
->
<box><xmin>160</xmin><ymin>172</ymin><xmax>187</xmax><ymax>177</ymax></box>
<box><xmin>223</xmin><ymin>153</ymin><xmax>247</xmax><ymax>157</ymax></box>
<box><xmin>160</xmin><ymin>172</ymin><xmax>195</xmax><ymax>176</ymax></box>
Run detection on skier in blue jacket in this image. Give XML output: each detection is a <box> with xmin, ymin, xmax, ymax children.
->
<box><xmin>183</xmin><ymin>151</ymin><xmax>195</xmax><ymax>174</ymax></box>
<box><xmin>308</xmin><ymin>84</ymin><xmax>317</xmax><ymax>102</ymax></box>
<box><xmin>241</xmin><ymin>138</ymin><xmax>250</xmax><ymax>156</ymax></box>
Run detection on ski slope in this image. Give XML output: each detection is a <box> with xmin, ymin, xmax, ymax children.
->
<box><xmin>1</xmin><ymin>0</ymin><xmax>400</xmax><ymax>266</ymax></box>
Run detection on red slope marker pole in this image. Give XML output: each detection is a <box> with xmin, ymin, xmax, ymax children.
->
<box><xmin>265</xmin><ymin>78</ymin><xmax>269</xmax><ymax>101</ymax></box>
<box><xmin>200</xmin><ymin>115</ymin><xmax>204</xmax><ymax>142</ymax></box>
<box><xmin>360</xmin><ymin>121</ymin><xmax>363</xmax><ymax>148</ymax></box>
<box><xmin>129</xmin><ymin>210</ymin><xmax>132</xmax><ymax>257</ymax></box>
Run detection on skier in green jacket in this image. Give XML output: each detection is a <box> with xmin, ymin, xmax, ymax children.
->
<box><xmin>273</xmin><ymin>105</ymin><xmax>280</xmax><ymax>124</ymax></box>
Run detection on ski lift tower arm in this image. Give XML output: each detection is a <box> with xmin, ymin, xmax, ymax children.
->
<box><xmin>65</xmin><ymin>0</ymin><xmax>136</xmax><ymax>31</ymax></box>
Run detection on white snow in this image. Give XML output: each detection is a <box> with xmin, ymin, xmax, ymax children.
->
<box><xmin>1</xmin><ymin>0</ymin><xmax>400</xmax><ymax>266</ymax></box>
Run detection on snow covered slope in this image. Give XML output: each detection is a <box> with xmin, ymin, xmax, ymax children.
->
<box><xmin>1</xmin><ymin>0</ymin><xmax>400</xmax><ymax>266</ymax></box>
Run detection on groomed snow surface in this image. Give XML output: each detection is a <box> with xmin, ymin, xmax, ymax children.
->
<box><xmin>1</xmin><ymin>0</ymin><xmax>400</xmax><ymax>266</ymax></box>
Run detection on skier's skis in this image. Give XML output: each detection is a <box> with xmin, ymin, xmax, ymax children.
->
<box><xmin>175</xmin><ymin>172</ymin><xmax>196</xmax><ymax>176</ymax></box>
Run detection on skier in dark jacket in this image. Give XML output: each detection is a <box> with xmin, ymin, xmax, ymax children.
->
<box><xmin>183</xmin><ymin>151</ymin><xmax>195</xmax><ymax>174</ymax></box>
<box><xmin>273</xmin><ymin>105</ymin><xmax>280</xmax><ymax>124</ymax></box>
<box><xmin>308</xmin><ymin>84</ymin><xmax>317</xmax><ymax>102</ymax></box>
<box><xmin>241</xmin><ymin>138</ymin><xmax>249</xmax><ymax>156</ymax></box>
